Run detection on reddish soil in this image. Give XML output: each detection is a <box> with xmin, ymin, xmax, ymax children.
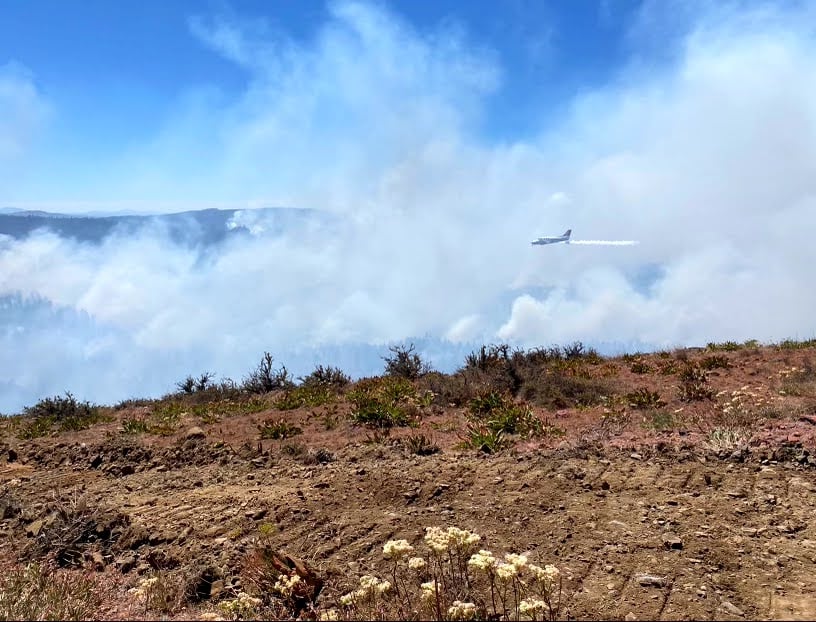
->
<box><xmin>2</xmin><ymin>343</ymin><xmax>816</xmax><ymax>620</ymax></box>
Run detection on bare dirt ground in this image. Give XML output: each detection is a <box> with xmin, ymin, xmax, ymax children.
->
<box><xmin>2</xmin><ymin>342</ymin><xmax>816</xmax><ymax>620</ymax></box>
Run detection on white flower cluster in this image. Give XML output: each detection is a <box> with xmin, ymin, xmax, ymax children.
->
<box><xmin>420</xmin><ymin>580</ymin><xmax>438</xmax><ymax>602</ymax></box>
<box><xmin>518</xmin><ymin>598</ymin><xmax>548</xmax><ymax>615</ymax></box>
<box><xmin>448</xmin><ymin>600</ymin><xmax>477</xmax><ymax>620</ymax></box>
<box><xmin>198</xmin><ymin>612</ymin><xmax>226</xmax><ymax>621</ymax></box>
<box><xmin>340</xmin><ymin>574</ymin><xmax>392</xmax><ymax>606</ymax></box>
<box><xmin>467</xmin><ymin>549</ymin><xmax>497</xmax><ymax>572</ymax></box>
<box><xmin>318</xmin><ymin>609</ymin><xmax>340</xmax><ymax>621</ymax></box>
<box><xmin>528</xmin><ymin>563</ymin><xmax>560</xmax><ymax>586</ymax></box>
<box><xmin>504</xmin><ymin>553</ymin><xmax>528</xmax><ymax>570</ymax></box>
<box><xmin>383</xmin><ymin>538</ymin><xmax>414</xmax><ymax>560</ymax></box>
<box><xmin>495</xmin><ymin>562</ymin><xmax>518</xmax><ymax>582</ymax></box>
<box><xmin>218</xmin><ymin>592</ymin><xmax>262</xmax><ymax>620</ymax></box>
<box><xmin>273</xmin><ymin>573</ymin><xmax>301</xmax><ymax>597</ymax></box>
<box><xmin>127</xmin><ymin>576</ymin><xmax>158</xmax><ymax>598</ymax></box>
<box><xmin>719</xmin><ymin>386</ymin><xmax>771</xmax><ymax>413</ymax></box>
<box><xmin>408</xmin><ymin>556</ymin><xmax>427</xmax><ymax>571</ymax></box>
<box><xmin>424</xmin><ymin>526</ymin><xmax>481</xmax><ymax>553</ymax></box>
<box><xmin>775</xmin><ymin>366</ymin><xmax>801</xmax><ymax>379</ymax></box>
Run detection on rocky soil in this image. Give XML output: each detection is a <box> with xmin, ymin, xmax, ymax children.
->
<box><xmin>2</xmin><ymin>343</ymin><xmax>816</xmax><ymax>620</ymax></box>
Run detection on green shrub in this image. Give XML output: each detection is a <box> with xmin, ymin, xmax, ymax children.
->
<box><xmin>243</xmin><ymin>352</ymin><xmax>294</xmax><ymax>394</ymax></box>
<box><xmin>677</xmin><ymin>365</ymin><xmax>715</xmax><ymax>402</ymax></box>
<box><xmin>275</xmin><ymin>385</ymin><xmax>335</xmax><ymax>410</ymax></box>
<box><xmin>626</xmin><ymin>388</ymin><xmax>666</xmax><ymax>409</ymax></box>
<box><xmin>19</xmin><ymin>393</ymin><xmax>108</xmax><ymax>437</ymax></box>
<box><xmin>699</xmin><ymin>355</ymin><xmax>731</xmax><ymax>370</ymax></box>
<box><xmin>468</xmin><ymin>391</ymin><xmax>507</xmax><ymax>417</ymax></box>
<box><xmin>299</xmin><ymin>365</ymin><xmax>351</xmax><ymax>388</ymax></box>
<box><xmin>149</xmin><ymin>401</ymin><xmax>186</xmax><ymax>435</ymax></box>
<box><xmin>258</xmin><ymin>418</ymin><xmax>302</xmax><ymax>440</ymax></box>
<box><xmin>382</xmin><ymin>343</ymin><xmax>431</xmax><ymax>379</ymax></box>
<box><xmin>777</xmin><ymin>338</ymin><xmax>816</xmax><ymax>350</ymax></box>
<box><xmin>463</xmin><ymin>344</ymin><xmax>516</xmax><ymax>370</ymax></box>
<box><xmin>175</xmin><ymin>372</ymin><xmax>215</xmax><ymax>394</ymax></box>
<box><xmin>347</xmin><ymin>377</ymin><xmax>419</xmax><ymax>429</ymax></box>
<box><xmin>706</xmin><ymin>341</ymin><xmax>742</xmax><ymax>351</ymax></box>
<box><xmin>521</xmin><ymin>373</ymin><xmax>612</xmax><ymax>409</ymax></box>
<box><xmin>644</xmin><ymin>410</ymin><xmax>675</xmax><ymax>431</ymax></box>
<box><xmin>467</xmin><ymin>392</ymin><xmax>543</xmax><ymax>438</ymax></box>
<box><xmin>461</xmin><ymin>424</ymin><xmax>509</xmax><ymax>454</ymax></box>
<box><xmin>629</xmin><ymin>359</ymin><xmax>651</xmax><ymax>374</ymax></box>
<box><xmin>122</xmin><ymin>417</ymin><xmax>150</xmax><ymax>435</ymax></box>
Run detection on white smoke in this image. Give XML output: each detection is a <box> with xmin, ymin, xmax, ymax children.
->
<box><xmin>569</xmin><ymin>240</ymin><xmax>640</xmax><ymax>246</ymax></box>
<box><xmin>2</xmin><ymin>1</ymin><xmax>816</xmax><ymax>411</ymax></box>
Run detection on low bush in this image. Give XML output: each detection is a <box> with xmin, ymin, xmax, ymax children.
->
<box><xmin>626</xmin><ymin>388</ymin><xmax>666</xmax><ymax>410</ymax></box>
<box><xmin>677</xmin><ymin>365</ymin><xmax>715</xmax><ymax>402</ymax></box>
<box><xmin>275</xmin><ymin>385</ymin><xmax>335</xmax><ymax>410</ymax></box>
<box><xmin>629</xmin><ymin>359</ymin><xmax>651</xmax><ymax>374</ymax></box>
<box><xmin>347</xmin><ymin>377</ymin><xmax>422</xmax><ymax>429</ymax></box>
<box><xmin>699</xmin><ymin>355</ymin><xmax>730</xmax><ymax>370</ymax></box>
<box><xmin>243</xmin><ymin>352</ymin><xmax>294</xmax><ymax>394</ymax></box>
<box><xmin>299</xmin><ymin>365</ymin><xmax>351</xmax><ymax>388</ymax></box>
<box><xmin>706</xmin><ymin>341</ymin><xmax>742</xmax><ymax>352</ymax></box>
<box><xmin>18</xmin><ymin>393</ymin><xmax>108</xmax><ymax>438</ymax></box>
<box><xmin>383</xmin><ymin>343</ymin><xmax>432</xmax><ymax>380</ymax></box>
<box><xmin>258</xmin><ymin>418</ymin><xmax>302</xmax><ymax>440</ymax></box>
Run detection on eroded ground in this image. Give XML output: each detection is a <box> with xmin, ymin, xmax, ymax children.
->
<box><xmin>2</xmin><ymin>342</ymin><xmax>816</xmax><ymax>620</ymax></box>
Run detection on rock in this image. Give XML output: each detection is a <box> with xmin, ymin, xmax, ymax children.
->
<box><xmin>186</xmin><ymin>426</ymin><xmax>206</xmax><ymax>440</ymax></box>
<box><xmin>90</xmin><ymin>551</ymin><xmax>105</xmax><ymax>570</ymax></box>
<box><xmin>209</xmin><ymin>579</ymin><xmax>225</xmax><ymax>600</ymax></box>
<box><xmin>116</xmin><ymin>553</ymin><xmax>137</xmax><ymax>574</ymax></box>
<box><xmin>718</xmin><ymin>600</ymin><xmax>745</xmax><ymax>617</ymax></box>
<box><xmin>26</xmin><ymin>519</ymin><xmax>44</xmax><ymax>538</ymax></box>
<box><xmin>630</xmin><ymin>452</ymin><xmax>642</xmax><ymax>460</ymax></box>
<box><xmin>120</xmin><ymin>464</ymin><xmax>135</xmax><ymax>476</ymax></box>
<box><xmin>663</xmin><ymin>535</ymin><xmax>683</xmax><ymax>550</ymax></box>
<box><xmin>1</xmin><ymin>500</ymin><xmax>20</xmax><ymax>520</ymax></box>
<box><xmin>635</xmin><ymin>573</ymin><xmax>668</xmax><ymax>588</ymax></box>
<box><xmin>625</xmin><ymin>613</ymin><xmax>638</xmax><ymax>621</ymax></box>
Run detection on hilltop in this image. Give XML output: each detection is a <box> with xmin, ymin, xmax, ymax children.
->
<box><xmin>1</xmin><ymin>340</ymin><xmax>816</xmax><ymax>620</ymax></box>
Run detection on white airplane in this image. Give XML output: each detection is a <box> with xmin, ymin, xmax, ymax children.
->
<box><xmin>531</xmin><ymin>229</ymin><xmax>571</xmax><ymax>245</ymax></box>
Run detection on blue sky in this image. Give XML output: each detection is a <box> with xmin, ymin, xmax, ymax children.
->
<box><xmin>1</xmin><ymin>0</ymin><xmax>670</xmax><ymax>210</ymax></box>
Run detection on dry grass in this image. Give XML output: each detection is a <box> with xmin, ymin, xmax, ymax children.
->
<box><xmin>0</xmin><ymin>562</ymin><xmax>103</xmax><ymax>620</ymax></box>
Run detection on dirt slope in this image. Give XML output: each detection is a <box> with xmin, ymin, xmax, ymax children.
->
<box><xmin>2</xmin><ymin>342</ymin><xmax>816</xmax><ymax>620</ymax></box>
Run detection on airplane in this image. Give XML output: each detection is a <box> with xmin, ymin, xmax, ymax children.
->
<box><xmin>531</xmin><ymin>229</ymin><xmax>571</xmax><ymax>245</ymax></box>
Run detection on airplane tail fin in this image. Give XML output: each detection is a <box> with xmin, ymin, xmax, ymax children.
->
<box><xmin>563</xmin><ymin>229</ymin><xmax>572</xmax><ymax>238</ymax></box>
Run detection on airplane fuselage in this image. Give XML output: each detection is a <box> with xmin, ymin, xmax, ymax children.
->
<box><xmin>531</xmin><ymin>229</ymin><xmax>571</xmax><ymax>245</ymax></box>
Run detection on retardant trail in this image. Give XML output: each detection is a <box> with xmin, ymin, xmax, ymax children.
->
<box><xmin>570</xmin><ymin>240</ymin><xmax>640</xmax><ymax>246</ymax></box>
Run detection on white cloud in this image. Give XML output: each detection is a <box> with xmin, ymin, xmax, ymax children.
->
<box><xmin>0</xmin><ymin>62</ymin><xmax>49</xmax><ymax>162</ymax></box>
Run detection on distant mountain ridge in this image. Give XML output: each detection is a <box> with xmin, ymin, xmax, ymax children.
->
<box><xmin>0</xmin><ymin>207</ymin><xmax>324</xmax><ymax>247</ymax></box>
